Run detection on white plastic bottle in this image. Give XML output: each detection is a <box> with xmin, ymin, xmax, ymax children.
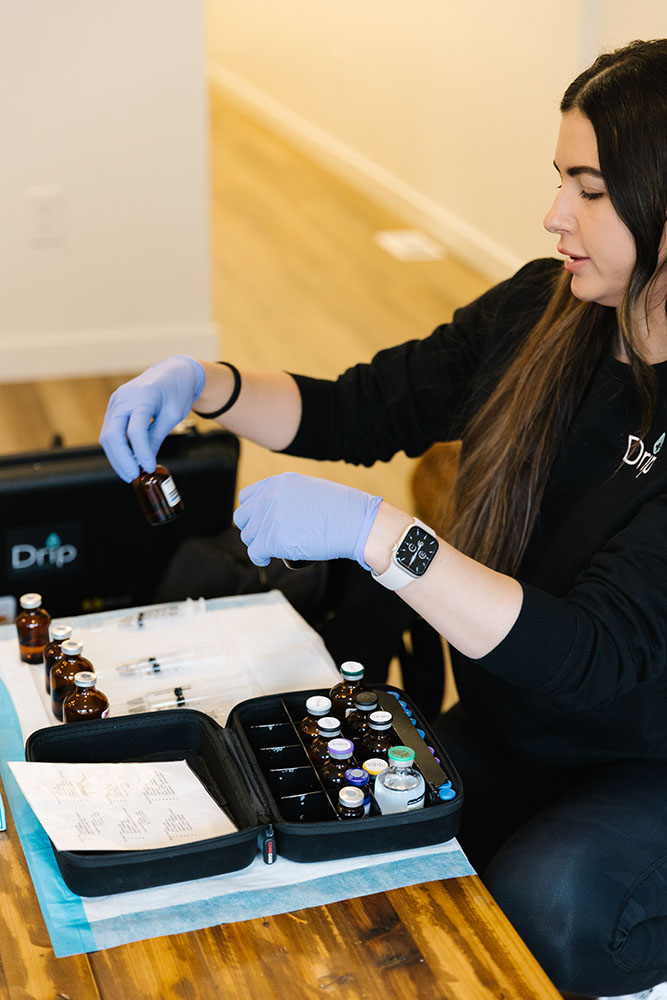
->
<box><xmin>373</xmin><ymin>745</ymin><xmax>425</xmax><ymax>814</ymax></box>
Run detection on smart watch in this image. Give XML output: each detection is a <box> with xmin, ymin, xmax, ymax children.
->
<box><xmin>371</xmin><ymin>518</ymin><xmax>439</xmax><ymax>591</ymax></box>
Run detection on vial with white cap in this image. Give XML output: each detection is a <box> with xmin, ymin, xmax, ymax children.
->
<box><xmin>16</xmin><ymin>593</ymin><xmax>51</xmax><ymax>664</ymax></box>
<box><xmin>63</xmin><ymin>671</ymin><xmax>110</xmax><ymax>723</ymax></box>
<box><xmin>337</xmin><ymin>786</ymin><xmax>365</xmax><ymax>820</ymax></box>
<box><xmin>306</xmin><ymin>716</ymin><xmax>343</xmax><ymax>767</ymax></box>
<box><xmin>43</xmin><ymin>623</ymin><xmax>73</xmax><ymax>694</ymax></box>
<box><xmin>50</xmin><ymin>638</ymin><xmax>94</xmax><ymax>721</ymax></box>
<box><xmin>344</xmin><ymin>767</ymin><xmax>372</xmax><ymax>815</ymax></box>
<box><xmin>298</xmin><ymin>695</ymin><xmax>333</xmax><ymax>744</ymax></box>
<box><xmin>359</xmin><ymin>710</ymin><xmax>394</xmax><ymax>761</ymax></box>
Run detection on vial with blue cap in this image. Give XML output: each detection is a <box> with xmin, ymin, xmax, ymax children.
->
<box><xmin>344</xmin><ymin>767</ymin><xmax>372</xmax><ymax>814</ymax></box>
<box><xmin>437</xmin><ymin>780</ymin><xmax>457</xmax><ymax>801</ymax></box>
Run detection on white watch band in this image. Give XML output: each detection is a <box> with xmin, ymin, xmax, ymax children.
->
<box><xmin>371</xmin><ymin>517</ymin><xmax>436</xmax><ymax>591</ymax></box>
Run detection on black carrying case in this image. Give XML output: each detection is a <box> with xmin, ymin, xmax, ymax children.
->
<box><xmin>24</xmin><ymin>685</ymin><xmax>463</xmax><ymax>897</ymax></box>
<box><xmin>0</xmin><ymin>427</ymin><xmax>239</xmax><ymax>618</ymax></box>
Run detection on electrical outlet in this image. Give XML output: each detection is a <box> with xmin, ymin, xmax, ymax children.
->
<box><xmin>25</xmin><ymin>185</ymin><xmax>64</xmax><ymax>246</ymax></box>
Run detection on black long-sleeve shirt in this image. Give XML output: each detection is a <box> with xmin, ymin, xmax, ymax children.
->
<box><xmin>283</xmin><ymin>259</ymin><xmax>667</xmax><ymax>773</ymax></box>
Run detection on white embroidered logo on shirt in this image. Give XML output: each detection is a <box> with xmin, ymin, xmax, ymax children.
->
<box><xmin>622</xmin><ymin>431</ymin><xmax>665</xmax><ymax>477</ymax></box>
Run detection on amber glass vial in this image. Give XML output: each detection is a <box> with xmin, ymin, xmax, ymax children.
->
<box><xmin>16</xmin><ymin>593</ymin><xmax>51</xmax><ymax>664</ymax></box>
<box><xmin>298</xmin><ymin>695</ymin><xmax>333</xmax><ymax>744</ymax></box>
<box><xmin>63</xmin><ymin>671</ymin><xmax>110</xmax><ymax>723</ymax></box>
<box><xmin>329</xmin><ymin>661</ymin><xmax>366</xmax><ymax>717</ymax></box>
<box><xmin>306</xmin><ymin>717</ymin><xmax>342</xmax><ymax>767</ymax></box>
<box><xmin>51</xmin><ymin>638</ymin><xmax>94</xmax><ymax>720</ymax></box>
<box><xmin>344</xmin><ymin>690</ymin><xmax>379</xmax><ymax>741</ymax></box>
<box><xmin>43</xmin><ymin>623</ymin><xmax>73</xmax><ymax>694</ymax></box>
<box><xmin>358</xmin><ymin>711</ymin><xmax>395</xmax><ymax>761</ymax></box>
<box><xmin>318</xmin><ymin>738</ymin><xmax>355</xmax><ymax>789</ymax></box>
<box><xmin>132</xmin><ymin>464</ymin><xmax>185</xmax><ymax>525</ymax></box>
<box><xmin>337</xmin><ymin>786</ymin><xmax>365</xmax><ymax>820</ymax></box>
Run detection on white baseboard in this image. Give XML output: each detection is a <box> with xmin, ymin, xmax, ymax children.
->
<box><xmin>0</xmin><ymin>322</ymin><xmax>220</xmax><ymax>382</ymax></box>
<box><xmin>208</xmin><ymin>61</ymin><xmax>524</xmax><ymax>283</ymax></box>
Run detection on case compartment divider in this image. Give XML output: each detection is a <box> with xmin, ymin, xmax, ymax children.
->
<box><xmin>280</xmin><ymin>697</ymin><xmax>343</xmax><ymax>821</ymax></box>
<box><xmin>375</xmin><ymin>690</ymin><xmax>451</xmax><ymax>799</ymax></box>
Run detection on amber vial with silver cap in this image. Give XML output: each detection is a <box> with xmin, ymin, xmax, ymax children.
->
<box><xmin>43</xmin><ymin>623</ymin><xmax>73</xmax><ymax>694</ymax></box>
<box><xmin>344</xmin><ymin>689</ymin><xmax>379</xmax><ymax>740</ymax></box>
<box><xmin>306</xmin><ymin>716</ymin><xmax>342</xmax><ymax>766</ymax></box>
<box><xmin>63</xmin><ymin>671</ymin><xmax>110</xmax><ymax>723</ymax></box>
<box><xmin>51</xmin><ymin>638</ymin><xmax>94</xmax><ymax>720</ymax></box>
<box><xmin>132</xmin><ymin>464</ymin><xmax>184</xmax><ymax>525</ymax></box>
<box><xmin>359</xmin><ymin>710</ymin><xmax>395</xmax><ymax>761</ymax></box>
<box><xmin>337</xmin><ymin>786</ymin><xmax>365</xmax><ymax>820</ymax></box>
<box><xmin>16</xmin><ymin>593</ymin><xmax>51</xmax><ymax>664</ymax></box>
<box><xmin>298</xmin><ymin>695</ymin><xmax>333</xmax><ymax>744</ymax></box>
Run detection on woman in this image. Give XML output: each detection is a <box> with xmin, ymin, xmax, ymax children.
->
<box><xmin>100</xmin><ymin>40</ymin><xmax>667</xmax><ymax>998</ymax></box>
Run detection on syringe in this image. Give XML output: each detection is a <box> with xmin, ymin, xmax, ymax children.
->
<box><xmin>109</xmin><ymin>598</ymin><xmax>207</xmax><ymax>632</ymax></box>
<box><xmin>115</xmin><ymin>646</ymin><xmax>223</xmax><ymax>677</ymax></box>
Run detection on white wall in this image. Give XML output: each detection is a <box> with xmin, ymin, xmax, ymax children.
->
<box><xmin>206</xmin><ymin>0</ymin><xmax>667</xmax><ymax>281</ymax></box>
<box><xmin>0</xmin><ymin>1</ymin><xmax>217</xmax><ymax>381</ymax></box>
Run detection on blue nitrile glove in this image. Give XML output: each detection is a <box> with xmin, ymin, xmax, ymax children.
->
<box><xmin>99</xmin><ymin>355</ymin><xmax>205</xmax><ymax>482</ymax></box>
<box><xmin>233</xmin><ymin>472</ymin><xmax>383</xmax><ymax>569</ymax></box>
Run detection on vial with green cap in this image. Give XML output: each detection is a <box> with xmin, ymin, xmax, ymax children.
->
<box><xmin>329</xmin><ymin>660</ymin><xmax>366</xmax><ymax>717</ymax></box>
<box><xmin>374</xmin><ymin>745</ymin><xmax>425</xmax><ymax>815</ymax></box>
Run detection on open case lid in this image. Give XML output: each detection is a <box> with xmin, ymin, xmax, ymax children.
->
<box><xmin>25</xmin><ymin>709</ymin><xmax>270</xmax><ymax>896</ymax></box>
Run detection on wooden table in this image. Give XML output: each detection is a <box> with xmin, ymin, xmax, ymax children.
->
<box><xmin>0</xmin><ymin>776</ymin><xmax>562</xmax><ymax>1000</ymax></box>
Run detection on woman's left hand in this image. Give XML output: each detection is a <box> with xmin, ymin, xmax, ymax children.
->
<box><xmin>233</xmin><ymin>472</ymin><xmax>382</xmax><ymax>568</ymax></box>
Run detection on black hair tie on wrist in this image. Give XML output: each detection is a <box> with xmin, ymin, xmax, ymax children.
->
<box><xmin>193</xmin><ymin>361</ymin><xmax>242</xmax><ymax>418</ymax></box>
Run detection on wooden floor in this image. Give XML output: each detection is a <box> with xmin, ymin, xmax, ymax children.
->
<box><xmin>0</xmin><ymin>85</ymin><xmax>491</xmax><ymax>516</ymax></box>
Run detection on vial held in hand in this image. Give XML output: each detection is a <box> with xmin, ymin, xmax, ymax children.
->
<box><xmin>133</xmin><ymin>464</ymin><xmax>184</xmax><ymax>525</ymax></box>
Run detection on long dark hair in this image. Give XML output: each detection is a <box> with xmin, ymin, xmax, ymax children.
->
<box><xmin>448</xmin><ymin>39</ymin><xmax>667</xmax><ymax>575</ymax></box>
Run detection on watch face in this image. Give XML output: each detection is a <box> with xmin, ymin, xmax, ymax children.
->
<box><xmin>395</xmin><ymin>526</ymin><xmax>439</xmax><ymax>577</ymax></box>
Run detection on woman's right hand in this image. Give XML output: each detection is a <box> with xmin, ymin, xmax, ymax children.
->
<box><xmin>99</xmin><ymin>355</ymin><xmax>205</xmax><ymax>482</ymax></box>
